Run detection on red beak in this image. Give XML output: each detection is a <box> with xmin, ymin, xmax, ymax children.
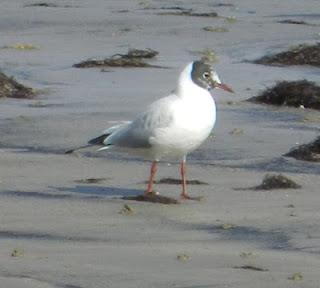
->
<box><xmin>216</xmin><ymin>83</ymin><xmax>234</xmax><ymax>93</ymax></box>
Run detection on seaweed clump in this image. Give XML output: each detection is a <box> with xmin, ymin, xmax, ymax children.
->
<box><xmin>74</xmin><ymin>178</ymin><xmax>108</xmax><ymax>184</ymax></box>
<box><xmin>285</xmin><ymin>136</ymin><xmax>320</xmax><ymax>162</ymax></box>
<box><xmin>146</xmin><ymin>178</ymin><xmax>208</xmax><ymax>185</ymax></box>
<box><xmin>253</xmin><ymin>174</ymin><xmax>301</xmax><ymax>190</ymax></box>
<box><xmin>123</xmin><ymin>192</ymin><xmax>179</xmax><ymax>204</ymax></box>
<box><xmin>24</xmin><ymin>2</ymin><xmax>75</xmax><ymax>8</ymax></box>
<box><xmin>2</xmin><ymin>43</ymin><xmax>38</xmax><ymax>50</ymax></box>
<box><xmin>73</xmin><ymin>48</ymin><xmax>161</xmax><ymax>68</ymax></box>
<box><xmin>277</xmin><ymin>19</ymin><xmax>310</xmax><ymax>25</ymax></box>
<box><xmin>24</xmin><ymin>2</ymin><xmax>59</xmax><ymax>7</ymax></box>
<box><xmin>0</xmin><ymin>71</ymin><xmax>35</xmax><ymax>99</ymax></box>
<box><xmin>254</xmin><ymin>43</ymin><xmax>320</xmax><ymax>67</ymax></box>
<box><xmin>248</xmin><ymin>80</ymin><xmax>320</xmax><ymax>110</ymax></box>
<box><xmin>234</xmin><ymin>265</ymin><xmax>268</xmax><ymax>272</ymax></box>
<box><xmin>157</xmin><ymin>9</ymin><xmax>218</xmax><ymax>17</ymax></box>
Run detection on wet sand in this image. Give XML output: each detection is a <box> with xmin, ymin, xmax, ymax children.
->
<box><xmin>0</xmin><ymin>1</ymin><xmax>320</xmax><ymax>287</ymax></box>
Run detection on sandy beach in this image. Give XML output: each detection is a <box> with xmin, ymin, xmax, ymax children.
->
<box><xmin>1</xmin><ymin>1</ymin><xmax>320</xmax><ymax>287</ymax></box>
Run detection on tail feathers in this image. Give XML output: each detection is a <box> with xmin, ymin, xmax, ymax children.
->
<box><xmin>65</xmin><ymin>133</ymin><xmax>110</xmax><ymax>154</ymax></box>
<box><xmin>65</xmin><ymin>121</ymin><xmax>129</xmax><ymax>154</ymax></box>
<box><xmin>97</xmin><ymin>145</ymin><xmax>112</xmax><ymax>152</ymax></box>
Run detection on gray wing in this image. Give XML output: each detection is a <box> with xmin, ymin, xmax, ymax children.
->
<box><xmin>104</xmin><ymin>96</ymin><xmax>176</xmax><ymax>149</ymax></box>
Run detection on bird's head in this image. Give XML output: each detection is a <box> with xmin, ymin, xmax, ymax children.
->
<box><xmin>191</xmin><ymin>61</ymin><xmax>234</xmax><ymax>93</ymax></box>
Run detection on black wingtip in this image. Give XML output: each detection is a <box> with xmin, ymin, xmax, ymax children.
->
<box><xmin>88</xmin><ymin>134</ymin><xmax>110</xmax><ymax>145</ymax></box>
<box><xmin>65</xmin><ymin>133</ymin><xmax>111</xmax><ymax>154</ymax></box>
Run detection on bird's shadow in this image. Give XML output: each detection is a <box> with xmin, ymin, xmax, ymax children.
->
<box><xmin>53</xmin><ymin>185</ymin><xmax>179</xmax><ymax>204</ymax></box>
<box><xmin>0</xmin><ymin>186</ymin><xmax>141</xmax><ymax>201</ymax></box>
<box><xmin>2</xmin><ymin>189</ymin><xmax>319</xmax><ymax>253</ymax></box>
<box><xmin>52</xmin><ymin>185</ymin><xmax>141</xmax><ymax>198</ymax></box>
<box><xmin>2</xmin><ymin>185</ymin><xmax>179</xmax><ymax>204</ymax></box>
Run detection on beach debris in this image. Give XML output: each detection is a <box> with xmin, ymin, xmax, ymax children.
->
<box><xmin>190</xmin><ymin>48</ymin><xmax>218</xmax><ymax>63</ymax></box>
<box><xmin>74</xmin><ymin>178</ymin><xmax>108</xmax><ymax>184</ymax></box>
<box><xmin>224</xmin><ymin>16</ymin><xmax>237</xmax><ymax>24</ymax></box>
<box><xmin>288</xmin><ymin>272</ymin><xmax>303</xmax><ymax>281</ymax></box>
<box><xmin>301</xmin><ymin>114</ymin><xmax>320</xmax><ymax>123</ymax></box>
<box><xmin>220</xmin><ymin>223</ymin><xmax>237</xmax><ymax>230</ymax></box>
<box><xmin>211</xmin><ymin>3</ymin><xmax>235</xmax><ymax>7</ymax></box>
<box><xmin>123</xmin><ymin>192</ymin><xmax>179</xmax><ymax>204</ymax></box>
<box><xmin>73</xmin><ymin>48</ymin><xmax>161</xmax><ymax>68</ymax></box>
<box><xmin>122</xmin><ymin>48</ymin><xmax>158</xmax><ymax>59</ymax></box>
<box><xmin>201</xmin><ymin>48</ymin><xmax>218</xmax><ymax>63</ymax></box>
<box><xmin>234</xmin><ymin>265</ymin><xmax>268</xmax><ymax>272</ymax></box>
<box><xmin>11</xmin><ymin>248</ymin><xmax>24</xmax><ymax>257</ymax></box>
<box><xmin>286</xmin><ymin>204</ymin><xmax>298</xmax><ymax>216</ymax></box>
<box><xmin>28</xmin><ymin>101</ymin><xmax>48</xmax><ymax>108</ymax></box>
<box><xmin>157</xmin><ymin>10</ymin><xmax>218</xmax><ymax>17</ymax></box>
<box><xmin>239</xmin><ymin>251</ymin><xmax>257</xmax><ymax>259</ymax></box>
<box><xmin>226</xmin><ymin>100</ymin><xmax>236</xmax><ymax>105</ymax></box>
<box><xmin>28</xmin><ymin>101</ymin><xmax>62</xmax><ymax>108</ymax></box>
<box><xmin>157</xmin><ymin>6</ymin><xmax>190</xmax><ymax>11</ymax></box>
<box><xmin>285</xmin><ymin>136</ymin><xmax>320</xmax><ymax>162</ymax></box>
<box><xmin>203</xmin><ymin>26</ymin><xmax>229</xmax><ymax>33</ymax></box>
<box><xmin>25</xmin><ymin>2</ymin><xmax>58</xmax><ymax>7</ymax></box>
<box><xmin>229</xmin><ymin>128</ymin><xmax>244</xmax><ymax>135</ymax></box>
<box><xmin>115</xmin><ymin>9</ymin><xmax>130</xmax><ymax>14</ymax></box>
<box><xmin>119</xmin><ymin>27</ymin><xmax>132</xmax><ymax>33</ymax></box>
<box><xmin>277</xmin><ymin>19</ymin><xmax>310</xmax><ymax>25</ymax></box>
<box><xmin>74</xmin><ymin>58</ymin><xmax>151</xmax><ymax>68</ymax></box>
<box><xmin>0</xmin><ymin>71</ymin><xmax>36</xmax><ymax>99</ymax></box>
<box><xmin>177</xmin><ymin>253</ymin><xmax>190</xmax><ymax>262</ymax></box>
<box><xmin>147</xmin><ymin>178</ymin><xmax>208</xmax><ymax>185</ymax></box>
<box><xmin>253</xmin><ymin>174</ymin><xmax>301</xmax><ymax>190</ymax></box>
<box><xmin>14</xmin><ymin>115</ymin><xmax>32</xmax><ymax>122</ymax></box>
<box><xmin>248</xmin><ymin>80</ymin><xmax>320</xmax><ymax>110</ymax></box>
<box><xmin>119</xmin><ymin>204</ymin><xmax>134</xmax><ymax>215</ymax></box>
<box><xmin>289</xmin><ymin>211</ymin><xmax>297</xmax><ymax>217</ymax></box>
<box><xmin>138</xmin><ymin>0</ymin><xmax>151</xmax><ymax>7</ymax></box>
<box><xmin>253</xmin><ymin>43</ymin><xmax>320</xmax><ymax>67</ymax></box>
<box><xmin>2</xmin><ymin>43</ymin><xmax>38</xmax><ymax>50</ymax></box>
<box><xmin>24</xmin><ymin>2</ymin><xmax>75</xmax><ymax>8</ymax></box>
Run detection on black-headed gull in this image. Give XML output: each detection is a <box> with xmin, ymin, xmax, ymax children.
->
<box><xmin>68</xmin><ymin>61</ymin><xmax>233</xmax><ymax>199</ymax></box>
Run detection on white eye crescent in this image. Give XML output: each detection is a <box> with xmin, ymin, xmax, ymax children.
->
<box><xmin>203</xmin><ymin>72</ymin><xmax>210</xmax><ymax>79</ymax></box>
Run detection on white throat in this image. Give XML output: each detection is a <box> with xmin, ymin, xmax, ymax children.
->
<box><xmin>176</xmin><ymin>62</ymin><xmax>210</xmax><ymax>98</ymax></box>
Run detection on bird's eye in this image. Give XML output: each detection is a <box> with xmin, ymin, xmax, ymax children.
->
<box><xmin>203</xmin><ymin>72</ymin><xmax>210</xmax><ymax>79</ymax></box>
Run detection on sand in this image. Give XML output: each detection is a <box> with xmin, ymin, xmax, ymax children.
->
<box><xmin>0</xmin><ymin>1</ymin><xmax>320</xmax><ymax>287</ymax></box>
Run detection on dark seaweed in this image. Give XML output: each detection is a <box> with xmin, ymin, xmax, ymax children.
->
<box><xmin>248</xmin><ymin>80</ymin><xmax>320</xmax><ymax>110</ymax></box>
<box><xmin>73</xmin><ymin>48</ymin><xmax>161</xmax><ymax>68</ymax></box>
<box><xmin>0</xmin><ymin>71</ymin><xmax>35</xmax><ymax>99</ymax></box>
<box><xmin>253</xmin><ymin>43</ymin><xmax>320</xmax><ymax>67</ymax></box>
<box><xmin>157</xmin><ymin>10</ymin><xmax>218</xmax><ymax>17</ymax></box>
<box><xmin>123</xmin><ymin>192</ymin><xmax>179</xmax><ymax>204</ymax></box>
<box><xmin>234</xmin><ymin>265</ymin><xmax>269</xmax><ymax>272</ymax></box>
<box><xmin>156</xmin><ymin>178</ymin><xmax>208</xmax><ymax>185</ymax></box>
<box><xmin>277</xmin><ymin>19</ymin><xmax>309</xmax><ymax>25</ymax></box>
<box><xmin>253</xmin><ymin>174</ymin><xmax>301</xmax><ymax>190</ymax></box>
<box><xmin>285</xmin><ymin>136</ymin><xmax>320</xmax><ymax>162</ymax></box>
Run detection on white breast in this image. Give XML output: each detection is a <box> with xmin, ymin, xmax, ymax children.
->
<box><xmin>150</xmin><ymin>79</ymin><xmax>216</xmax><ymax>159</ymax></box>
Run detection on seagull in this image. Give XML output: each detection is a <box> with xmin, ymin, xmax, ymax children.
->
<box><xmin>67</xmin><ymin>61</ymin><xmax>233</xmax><ymax>200</ymax></box>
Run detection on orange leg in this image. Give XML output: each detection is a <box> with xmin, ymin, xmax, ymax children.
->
<box><xmin>145</xmin><ymin>161</ymin><xmax>158</xmax><ymax>194</ymax></box>
<box><xmin>180</xmin><ymin>157</ymin><xmax>202</xmax><ymax>201</ymax></box>
<box><xmin>180</xmin><ymin>158</ymin><xmax>188</xmax><ymax>199</ymax></box>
